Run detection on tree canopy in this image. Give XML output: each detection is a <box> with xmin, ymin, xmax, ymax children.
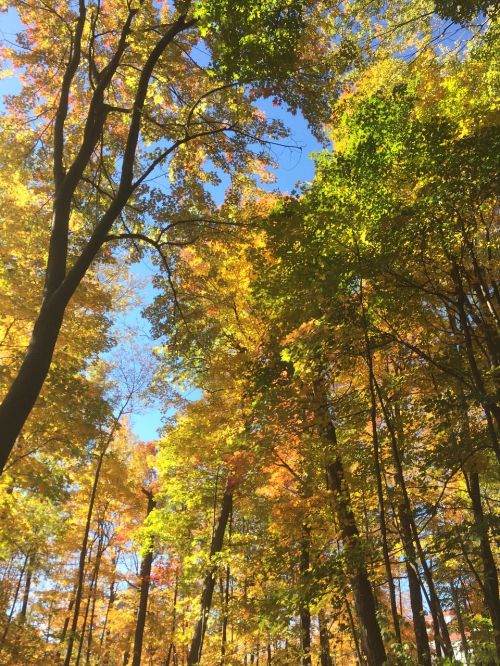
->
<box><xmin>0</xmin><ymin>1</ymin><xmax>498</xmax><ymax>664</ymax></box>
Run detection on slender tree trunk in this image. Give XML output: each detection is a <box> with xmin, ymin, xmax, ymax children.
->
<box><xmin>19</xmin><ymin>556</ymin><xmax>32</xmax><ymax>621</ymax></box>
<box><xmin>85</xmin><ymin>540</ymin><xmax>104</xmax><ymax>665</ymax></box>
<box><xmin>359</xmin><ymin>272</ymin><xmax>401</xmax><ymax>644</ymax></box>
<box><xmin>318</xmin><ymin>611</ymin><xmax>333</xmax><ymax>666</ymax></box>
<box><xmin>188</xmin><ymin>490</ymin><xmax>233</xmax><ymax>665</ymax></box>
<box><xmin>374</xmin><ymin>383</ymin><xmax>452</xmax><ymax>658</ymax></box>
<box><xmin>0</xmin><ymin>554</ymin><xmax>28</xmax><ymax>652</ymax></box>
<box><xmin>219</xmin><ymin>565</ymin><xmax>230</xmax><ymax>664</ymax></box>
<box><xmin>76</xmin><ymin>535</ymin><xmax>104</xmax><ymax>666</ymax></box>
<box><xmin>466</xmin><ymin>471</ymin><xmax>500</xmax><ymax>657</ymax></box>
<box><xmin>165</xmin><ymin>576</ymin><xmax>178</xmax><ymax>666</ymax></box>
<box><xmin>61</xmin><ymin>582</ymin><xmax>78</xmax><ymax>644</ymax></box>
<box><xmin>314</xmin><ymin>377</ymin><xmax>385</xmax><ymax>666</ymax></box>
<box><xmin>398</xmin><ymin>502</ymin><xmax>431</xmax><ymax>665</ymax></box>
<box><xmin>450</xmin><ymin>580</ymin><xmax>469</xmax><ymax>664</ymax></box>
<box><xmin>298</xmin><ymin>525</ymin><xmax>312</xmax><ymax>666</ymax></box>
<box><xmin>98</xmin><ymin>571</ymin><xmax>116</xmax><ymax>665</ymax></box>
<box><xmin>131</xmin><ymin>490</ymin><xmax>156</xmax><ymax>666</ymax></box>
<box><xmin>64</xmin><ymin>399</ymin><xmax>129</xmax><ymax>666</ymax></box>
<box><xmin>345</xmin><ymin>597</ymin><xmax>363</xmax><ymax>665</ymax></box>
<box><xmin>64</xmin><ymin>453</ymin><xmax>106</xmax><ymax>666</ymax></box>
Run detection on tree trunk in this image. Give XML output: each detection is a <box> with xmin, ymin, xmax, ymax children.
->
<box><xmin>131</xmin><ymin>490</ymin><xmax>156</xmax><ymax>666</ymax></box>
<box><xmin>359</xmin><ymin>274</ymin><xmax>401</xmax><ymax>644</ymax></box>
<box><xmin>19</xmin><ymin>556</ymin><xmax>32</xmax><ymax>621</ymax></box>
<box><xmin>318</xmin><ymin>611</ymin><xmax>333</xmax><ymax>666</ymax></box>
<box><xmin>165</xmin><ymin>575</ymin><xmax>178</xmax><ymax>666</ymax></box>
<box><xmin>0</xmin><ymin>297</ymin><xmax>67</xmax><ymax>471</ymax></box>
<box><xmin>76</xmin><ymin>538</ymin><xmax>103</xmax><ymax>666</ymax></box>
<box><xmin>450</xmin><ymin>580</ymin><xmax>469</xmax><ymax>664</ymax></box>
<box><xmin>0</xmin><ymin>554</ymin><xmax>28</xmax><ymax>653</ymax></box>
<box><xmin>398</xmin><ymin>502</ymin><xmax>431</xmax><ymax>666</ymax></box>
<box><xmin>188</xmin><ymin>491</ymin><xmax>233</xmax><ymax>665</ymax></box>
<box><xmin>298</xmin><ymin>525</ymin><xmax>312</xmax><ymax>666</ymax></box>
<box><xmin>64</xmin><ymin>398</ymin><xmax>129</xmax><ymax>666</ymax></box>
<box><xmin>327</xmin><ymin>453</ymin><xmax>386</xmax><ymax>665</ymax></box>
<box><xmin>466</xmin><ymin>471</ymin><xmax>500</xmax><ymax>658</ymax></box>
<box><xmin>64</xmin><ymin>452</ymin><xmax>106</xmax><ymax>666</ymax></box>
<box><xmin>375</xmin><ymin>384</ymin><xmax>452</xmax><ymax>658</ymax></box>
<box><xmin>345</xmin><ymin>597</ymin><xmax>363</xmax><ymax>665</ymax></box>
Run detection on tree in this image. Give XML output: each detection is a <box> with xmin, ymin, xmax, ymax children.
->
<box><xmin>0</xmin><ymin>0</ymin><xmax>337</xmax><ymax>471</ymax></box>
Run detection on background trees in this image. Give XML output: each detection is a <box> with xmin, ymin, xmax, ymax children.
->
<box><xmin>0</xmin><ymin>1</ymin><xmax>498</xmax><ymax>664</ymax></box>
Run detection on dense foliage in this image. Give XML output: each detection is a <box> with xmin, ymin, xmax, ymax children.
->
<box><xmin>0</xmin><ymin>1</ymin><xmax>498</xmax><ymax>665</ymax></box>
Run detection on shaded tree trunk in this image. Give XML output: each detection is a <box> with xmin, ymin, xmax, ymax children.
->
<box><xmin>0</xmin><ymin>12</ymin><xmax>195</xmax><ymax>474</ymax></box>
<box><xmin>188</xmin><ymin>490</ymin><xmax>233</xmax><ymax>665</ymax></box>
<box><xmin>375</xmin><ymin>383</ymin><xmax>452</xmax><ymax>658</ymax></box>
<box><xmin>314</xmin><ymin>376</ymin><xmax>386</xmax><ymax>666</ymax></box>
<box><xmin>298</xmin><ymin>525</ymin><xmax>312</xmax><ymax>666</ymax></box>
<box><xmin>19</xmin><ymin>556</ymin><xmax>32</xmax><ymax>621</ymax></box>
<box><xmin>131</xmin><ymin>490</ymin><xmax>156</xmax><ymax>666</ymax></box>
<box><xmin>165</xmin><ymin>575</ymin><xmax>178</xmax><ymax>666</ymax></box>
<box><xmin>398</xmin><ymin>501</ymin><xmax>431</xmax><ymax>666</ymax></box>
<box><xmin>318</xmin><ymin>611</ymin><xmax>333</xmax><ymax>666</ymax></box>
<box><xmin>466</xmin><ymin>471</ymin><xmax>500</xmax><ymax>658</ymax></box>
<box><xmin>359</xmin><ymin>271</ymin><xmax>401</xmax><ymax>645</ymax></box>
<box><xmin>450</xmin><ymin>580</ymin><xmax>469</xmax><ymax>664</ymax></box>
<box><xmin>0</xmin><ymin>554</ymin><xmax>28</xmax><ymax>653</ymax></box>
<box><xmin>64</xmin><ymin>398</ymin><xmax>130</xmax><ymax>666</ymax></box>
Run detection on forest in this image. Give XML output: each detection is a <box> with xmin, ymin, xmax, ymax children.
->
<box><xmin>0</xmin><ymin>0</ymin><xmax>498</xmax><ymax>664</ymax></box>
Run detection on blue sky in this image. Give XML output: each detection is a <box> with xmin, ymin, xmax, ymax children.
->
<box><xmin>0</xmin><ymin>7</ymin><xmax>321</xmax><ymax>442</ymax></box>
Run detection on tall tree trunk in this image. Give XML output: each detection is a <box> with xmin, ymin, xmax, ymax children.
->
<box><xmin>326</xmin><ymin>455</ymin><xmax>386</xmax><ymax>665</ymax></box>
<box><xmin>219</xmin><ymin>565</ymin><xmax>230</xmax><ymax>665</ymax></box>
<box><xmin>398</xmin><ymin>501</ymin><xmax>431</xmax><ymax>666</ymax></box>
<box><xmin>64</xmin><ymin>399</ymin><xmax>130</xmax><ymax>666</ymax></box>
<box><xmin>85</xmin><ymin>537</ymin><xmax>105</xmax><ymax>666</ymax></box>
<box><xmin>450</xmin><ymin>580</ymin><xmax>470</xmax><ymax>664</ymax></box>
<box><xmin>314</xmin><ymin>378</ymin><xmax>386</xmax><ymax>665</ymax></box>
<box><xmin>76</xmin><ymin>538</ymin><xmax>103</xmax><ymax>666</ymax></box>
<box><xmin>188</xmin><ymin>490</ymin><xmax>233</xmax><ymax>665</ymax></box>
<box><xmin>165</xmin><ymin>575</ymin><xmax>178</xmax><ymax>666</ymax></box>
<box><xmin>318</xmin><ymin>611</ymin><xmax>333</xmax><ymax>666</ymax></box>
<box><xmin>298</xmin><ymin>525</ymin><xmax>312</xmax><ymax>666</ymax></box>
<box><xmin>466</xmin><ymin>471</ymin><xmax>500</xmax><ymax>657</ymax></box>
<box><xmin>19</xmin><ymin>555</ymin><xmax>32</xmax><ymax>621</ymax></box>
<box><xmin>359</xmin><ymin>270</ymin><xmax>401</xmax><ymax>644</ymax></box>
<box><xmin>0</xmin><ymin>13</ymin><xmax>195</xmax><ymax>474</ymax></box>
<box><xmin>0</xmin><ymin>554</ymin><xmax>28</xmax><ymax>653</ymax></box>
<box><xmin>98</xmin><ymin>569</ymin><xmax>116</xmax><ymax>665</ymax></box>
<box><xmin>0</xmin><ymin>297</ymin><xmax>67</xmax><ymax>471</ymax></box>
<box><xmin>374</xmin><ymin>383</ymin><xmax>452</xmax><ymax>658</ymax></box>
<box><xmin>131</xmin><ymin>490</ymin><xmax>156</xmax><ymax>666</ymax></box>
<box><xmin>345</xmin><ymin>597</ymin><xmax>363</xmax><ymax>665</ymax></box>
<box><xmin>60</xmin><ymin>582</ymin><xmax>78</xmax><ymax>644</ymax></box>
<box><xmin>64</xmin><ymin>452</ymin><xmax>106</xmax><ymax>666</ymax></box>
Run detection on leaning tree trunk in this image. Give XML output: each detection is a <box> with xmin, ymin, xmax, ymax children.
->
<box><xmin>131</xmin><ymin>490</ymin><xmax>156</xmax><ymax>666</ymax></box>
<box><xmin>188</xmin><ymin>490</ymin><xmax>233</xmax><ymax>665</ymax></box>
<box><xmin>0</xmin><ymin>11</ymin><xmax>195</xmax><ymax>474</ymax></box>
